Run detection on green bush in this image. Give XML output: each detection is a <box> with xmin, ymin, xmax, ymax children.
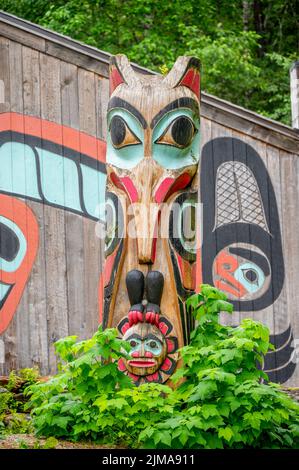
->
<box><xmin>26</xmin><ymin>285</ymin><xmax>299</xmax><ymax>448</ymax></box>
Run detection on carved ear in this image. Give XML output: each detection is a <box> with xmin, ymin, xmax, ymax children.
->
<box><xmin>109</xmin><ymin>54</ymin><xmax>138</xmax><ymax>95</ymax></box>
<box><xmin>163</xmin><ymin>56</ymin><xmax>201</xmax><ymax>98</ymax></box>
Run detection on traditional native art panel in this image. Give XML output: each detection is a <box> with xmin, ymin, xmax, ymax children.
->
<box><xmin>0</xmin><ymin>112</ymin><xmax>106</xmax><ymax>336</ymax></box>
<box><xmin>200</xmin><ymin>137</ymin><xmax>295</xmax><ymax>383</ymax></box>
<box><xmin>102</xmin><ymin>55</ymin><xmax>200</xmax><ymax>384</ymax></box>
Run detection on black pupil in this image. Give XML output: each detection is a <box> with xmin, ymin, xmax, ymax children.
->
<box><xmin>110</xmin><ymin>116</ymin><xmax>126</xmax><ymax>146</ymax></box>
<box><xmin>245</xmin><ymin>269</ymin><xmax>257</xmax><ymax>283</ymax></box>
<box><xmin>149</xmin><ymin>341</ymin><xmax>157</xmax><ymax>349</ymax></box>
<box><xmin>130</xmin><ymin>340</ymin><xmax>137</xmax><ymax>348</ymax></box>
<box><xmin>171</xmin><ymin>117</ymin><xmax>194</xmax><ymax>147</ymax></box>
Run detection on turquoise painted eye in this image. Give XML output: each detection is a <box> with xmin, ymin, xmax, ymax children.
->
<box><xmin>128</xmin><ymin>338</ymin><xmax>141</xmax><ymax>353</ymax></box>
<box><xmin>234</xmin><ymin>262</ymin><xmax>265</xmax><ymax>294</ymax></box>
<box><xmin>145</xmin><ymin>339</ymin><xmax>162</xmax><ymax>355</ymax></box>
<box><xmin>156</xmin><ymin>116</ymin><xmax>196</xmax><ymax>148</ymax></box>
<box><xmin>109</xmin><ymin>115</ymin><xmax>141</xmax><ymax>149</ymax></box>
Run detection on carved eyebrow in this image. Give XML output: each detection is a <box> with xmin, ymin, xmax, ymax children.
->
<box><xmin>108</xmin><ymin>97</ymin><xmax>147</xmax><ymax>129</ymax></box>
<box><xmin>145</xmin><ymin>334</ymin><xmax>163</xmax><ymax>345</ymax></box>
<box><xmin>229</xmin><ymin>247</ymin><xmax>270</xmax><ymax>276</ymax></box>
<box><xmin>150</xmin><ymin>97</ymin><xmax>199</xmax><ymax>129</ymax></box>
<box><xmin>126</xmin><ymin>334</ymin><xmax>142</xmax><ymax>341</ymax></box>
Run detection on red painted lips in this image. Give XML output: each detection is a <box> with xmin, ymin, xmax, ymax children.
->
<box><xmin>128</xmin><ymin>360</ymin><xmax>156</xmax><ymax>367</ymax></box>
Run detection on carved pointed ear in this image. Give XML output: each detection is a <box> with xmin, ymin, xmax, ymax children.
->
<box><xmin>163</xmin><ymin>56</ymin><xmax>201</xmax><ymax>98</ymax></box>
<box><xmin>109</xmin><ymin>54</ymin><xmax>138</xmax><ymax>95</ymax></box>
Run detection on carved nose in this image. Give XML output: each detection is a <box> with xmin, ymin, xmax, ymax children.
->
<box><xmin>132</xmin><ymin>159</ymin><xmax>161</xmax><ymax>264</ymax></box>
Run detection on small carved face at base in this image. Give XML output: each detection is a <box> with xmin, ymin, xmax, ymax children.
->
<box><xmin>122</xmin><ymin>323</ymin><xmax>167</xmax><ymax>376</ymax></box>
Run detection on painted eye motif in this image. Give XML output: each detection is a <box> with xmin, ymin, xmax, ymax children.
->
<box><xmin>234</xmin><ymin>262</ymin><xmax>266</xmax><ymax>294</ymax></box>
<box><xmin>156</xmin><ymin>116</ymin><xmax>196</xmax><ymax>148</ymax></box>
<box><xmin>0</xmin><ymin>222</ymin><xmax>20</xmax><ymax>263</ymax></box>
<box><xmin>241</xmin><ymin>268</ymin><xmax>259</xmax><ymax>285</ymax></box>
<box><xmin>109</xmin><ymin>115</ymin><xmax>141</xmax><ymax>149</ymax></box>
<box><xmin>129</xmin><ymin>338</ymin><xmax>141</xmax><ymax>351</ymax></box>
<box><xmin>145</xmin><ymin>339</ymin><xmax>162</xmax><ymax>355</ymax></box>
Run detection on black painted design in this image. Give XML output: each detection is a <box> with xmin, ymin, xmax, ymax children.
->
<box><xmin>145</xmin><ymin>271</ymin><xmax>164</xmax><ymax>314</ymax></box>
<box><xmin>105</xmin><ymin>192</ymin><xmax>124</xmax><ymax>257</ymax></box>
<box><xmin>0</xmin><ymin>130</ymin><xmax>106</xmax><ymax>222</ymax></box>
<box><xmin>201</xmin><ymin>137</ymin><xmax>284</xmax><ymax>311</ymax></box>
<box><xmin>0</xmin><ymin>222</ymin><xmax>20</xmax><ymax>261</ymax></box>
<box><xmin>169</xmin><ymin>191</ymin><xmax>197</xmax><ymax>263</ymax></box>
<box><xmin>264</xmin><ymin>325</ymin><xmax>296</xmax><ymax>383</ymax></box>
<box><xmin>151</xmin><ymin>98</ymin><xmax>199</xmax><ymax>129</ymax></box>
<box><xmin>0</xmin><ymin>283</ymin><xmax>13</xmax><ymax>310</ymax></box>
<box><xmin>126</xmin><ymin>269</ymin><xmax>145</xmax><ymax>313</ymax></box>
<box><xmin>103</xmin><ymin>239</ymin><xmax>124</xmax><ymax>329</ymax></box>
<box><xmin>108</xmin><ymin>97</ymin><xmax>147</xmax><ymax>129</ymax></box>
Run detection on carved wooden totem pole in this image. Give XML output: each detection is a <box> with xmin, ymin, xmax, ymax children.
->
<box><xmin>102</xmin><ymin>55</ymin><xmax>200</xmax><ymax>384</ymax></box>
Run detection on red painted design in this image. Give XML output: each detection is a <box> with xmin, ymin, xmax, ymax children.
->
<box><xmin>176</xmin><ymin>253</ymin><xmax>196</xmax><ymax>291</ymax></box>
<box><xmin>155</xmin><ymin>173</ymin><xmax>192</xmax><ymax>203</ymax></box>
<box><xmin>128</xmin><ymin>372</ymin><xmax>139</xmax><ymax>380</ymax></box>
<box><xmin>166</xmin><ymin>338</ymin><xmax>176</xmax><ymax>353</ymax></box>
<box><xmin>145</xmin><ymin>312</ymin><xmax>160</xmax><ymax>327</ymax></box>
<box><xmin>0</xmin><ymin>195</ymin><xmax>39</xmax><ymax>334</ymax></box>
<box><xmin>180</xmin><ymin>69</ymin><xmax>200</xmax><ymax>98</ymax></box>
<box><xmin>98</xmin><ymin>272</ymin><xmax>104</xmax><ymax>324</ymax></box>
<box><xmin>0</xmin><ymin>112</ymin><xmax>106</xmax><ymax>164</ymax></box>
<box><xmin>110</xmin><ymin>173</ymin><xmax>138</xmax><ymax>203</ymax></box>
<box><xmin>128</xmin><ymin>310</ymin><xmax>144</xmax><ymax>326</ymax></box>
<box><xmin>158</xmin><ymin>322</ymin><xmax>168</xmax><ymax>336</ymax></box>
<box><xmin>121</xmin><ymin>322</ymin><xmax>130</xmax><ymax>335</ymax></box>
<box><xmin>110</xmin><ymin>68</ymin><xmax>124</xmax><ymax>95</ymax></box>
<box><xmin>161</xmin><ymin>357</ymin><xmax>172</xmax><ymax>372</ymax></box>
<box><xmin>146</xmin><ymin>372</ymin><xmax>159</xmax><ymax>382</ymax></box>
<box><xmin>118</xmin><ymin>358</ymin><xmax>126</xmax><ymax>372</ymax></box>
<box><xmin>214</xmin><ymin>249</ymin><xmax>247</xmax><ymax>298</ymax></box>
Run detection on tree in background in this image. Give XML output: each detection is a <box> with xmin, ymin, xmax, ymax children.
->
<box><xmin>0</xmin><ymin>0</ymin><xmax>298</xmax><ymax>124</ymax></box>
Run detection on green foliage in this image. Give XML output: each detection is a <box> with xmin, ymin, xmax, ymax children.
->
<box><xmin>0</xmin><ymin>0</ymin><xmax>297</xmax><ymax>124</ymax></box>
<box><xmin>0</xmin><ymin>367</ymin><xmax>40</xmax><ymax>437</ymax></box>
<box><xmin>26</xmin><ymin>285</ymin><xmax>299</xmax><ymax>448</ymax></box>
<box><xmin>140</xmin><ymin>285</ymin><xmax>299</xmax><ymax>448</ymax></box>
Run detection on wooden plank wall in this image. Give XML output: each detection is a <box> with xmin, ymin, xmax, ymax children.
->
<box><xmin>0</xmin><ymin>28</ymin><xmax>298</xmax><ymax>385</ymax></box>
<box><xmin>0</xmin><ymin>36</ymin><xmax>107</xmax><ymax>375</ymax></box>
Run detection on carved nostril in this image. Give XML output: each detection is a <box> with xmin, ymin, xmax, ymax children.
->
<box><xmin>131</xmin><ymin>351</ymin><xmax>140</xmax><ymax>358</ymax></box>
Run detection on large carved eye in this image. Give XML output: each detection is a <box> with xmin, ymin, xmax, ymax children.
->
<box><xmin>109</xmin><ymin>115</ymin><xmax>141</xmax><ymax>149</ymax></box>
<box><xmin>129</xmin><ymin>338</ymin><xmax>141</xmax><ymax>352</ymax></box>
<box><xmin>145</xmin><ymin>339</ymin><xmax>162</xmax><ymax>355</ymax></box>
<box><xmin>156</xmin><ymin>116</ymin><xmax>196</xmax><ymax>148</ymax></box>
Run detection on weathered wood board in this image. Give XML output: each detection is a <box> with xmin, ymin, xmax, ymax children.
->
<box><xmin>0</xmin><ymin>12</ymin><xmax>299</xmax><ymax>385</ymax></box>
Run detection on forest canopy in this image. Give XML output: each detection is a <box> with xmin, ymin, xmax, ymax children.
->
<box><xmin>0</xmin><ymin>0</ymin><xmax>298</xmax><ymax>125</ymax></box>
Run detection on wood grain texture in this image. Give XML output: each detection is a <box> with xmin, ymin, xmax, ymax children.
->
<box><xmin>40</xmin><ymin>53</ymin><xmax>69</xmax><ymax>374</ymax></box>
<box><xmin>23</xmin><ymin>46</ymin><xmax>49</xmax><ymax>374</ymax></box>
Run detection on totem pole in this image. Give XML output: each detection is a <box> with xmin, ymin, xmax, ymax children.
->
<box><xmin>102</xmin><ymin>55</ymin><xmax>200</xmax><ymax>384</ymax></box>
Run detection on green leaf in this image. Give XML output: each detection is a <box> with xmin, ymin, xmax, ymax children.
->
<box><xmin>218</xmin><ymin>427</ymin><xmax>234</xmax><ymax>442</ymax></box>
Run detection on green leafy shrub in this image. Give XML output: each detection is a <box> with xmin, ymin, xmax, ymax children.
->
<box><xmin>26</xmin><ymin>285</ymin><xmax>299</xmax><ymax>448</ymax></box>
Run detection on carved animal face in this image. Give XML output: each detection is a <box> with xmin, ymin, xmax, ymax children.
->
<box><xmin>122</xmin><ymin>323</ymin><xmax>167</xmax><ymax>376</ymax></box>
<box><xmin>106</xmin><ymin>55</ymin><xmax>200</xmax><ymax>263</ymax></box>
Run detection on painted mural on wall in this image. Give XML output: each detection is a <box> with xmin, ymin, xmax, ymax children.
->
<box><xmin>200</xmin><ymin>137</ymin><xmax>294</xmax><ymax>383</ymax></box>
<box><xmin>0</xmin><ymin>56</ymin><xmax>295</xmax><ymax>384</ymax></box>
<box><xmin>0</xmin><ymin>112</ymin><xmax>106</xmax><ymax>336</ymax></box>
